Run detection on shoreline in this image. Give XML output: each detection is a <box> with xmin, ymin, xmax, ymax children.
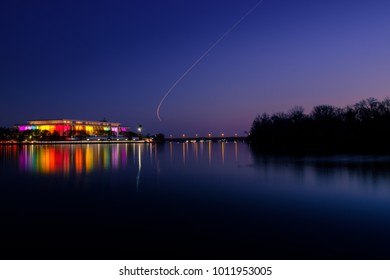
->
<box><xmin>0</xmin><ymin>140</ymin><xmax>149</xmax><ymax>145</ymax></box>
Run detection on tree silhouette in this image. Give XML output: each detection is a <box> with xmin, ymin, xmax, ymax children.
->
<box><xmin>249</xmin><ymin>97</ymin><xmax>390</xmax><ymax>154</ymax></box>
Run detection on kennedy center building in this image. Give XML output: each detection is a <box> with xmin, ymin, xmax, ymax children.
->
<box><xmin>18</xmin><ymin>119</ymin><xmax>127</xmax><ymax>136</ymax></box>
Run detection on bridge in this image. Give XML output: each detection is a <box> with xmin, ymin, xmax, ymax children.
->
<box><xmin>166</xmin><ymin>136</ymin><xmax>247</xmax><ymax>143</ymax></box>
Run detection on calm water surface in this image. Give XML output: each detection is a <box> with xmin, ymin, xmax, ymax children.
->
<box><xmin>1</xmin><ymin>142</ymin><xmax>390</xmax><ymax>259</ymax></box>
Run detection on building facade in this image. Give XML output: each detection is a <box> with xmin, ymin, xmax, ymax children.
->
<box><xmin>18</xmin><ymin>119</ymin><xmax>127</xmax><ymax>137</ymax></box>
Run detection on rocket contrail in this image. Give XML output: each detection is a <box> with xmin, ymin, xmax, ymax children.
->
<box><xmin>156</xmin><ymin>0</ymin><xmax>265</xmax><ymax>121</ymax></box>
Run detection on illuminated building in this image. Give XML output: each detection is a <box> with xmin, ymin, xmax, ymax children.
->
<box><xmin>17</xmin><ymin>119</ymin><xmax>127</xmax><ymax>137</ymax></box>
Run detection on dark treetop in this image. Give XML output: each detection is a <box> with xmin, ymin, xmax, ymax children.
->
<box><xmin>249</xmin><ymin>97</ymin><xmax>390</xmax><ymax>154</ymax></box>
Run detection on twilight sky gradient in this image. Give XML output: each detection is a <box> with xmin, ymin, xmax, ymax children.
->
<box><xmin>1</xmin><ymin>0</ymin><xmax>390</xmax><ymax>136</ymax></box>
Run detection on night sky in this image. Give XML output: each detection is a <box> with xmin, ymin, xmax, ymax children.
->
<box><xmin>1</xmin><ymin>0</ymin><xmax>390</xmax><ymax>136</ymax></box>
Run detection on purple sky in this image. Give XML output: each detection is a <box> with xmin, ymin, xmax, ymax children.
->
<box><xmin>1</xmin><ymin>0</ymin><xmax>390</xmax><ymax>136</ymax></box>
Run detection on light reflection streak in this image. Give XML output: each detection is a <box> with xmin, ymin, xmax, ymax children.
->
<box><xmin>149</xmin><ymin>144</ymin><xmax>153</xmax><ymax>164</ymax></box>
<box><xmin>85</xmin><ymin>145</ymin><xmax>92</xmax><ymax>173</ymax></box>
<box><xmin>136</xmin><ymin>144</ymin><xmax>142</xmax><ymax>191</ymax></box>
<box><xmin>221</xmin><ymin>141</ymin><xmax>225</xmax><ymax>164</ymax></box>
<box><xmin>63</xmin><ymin>146</ymin><xmax>70</xmax><ymax>175</ymax></box>
<box><xmin>186</xmin><ymin>142</ymin><xmax>189</xmax><ymax>160</ymax></box>
<box><xmin>75</xmin><ymin>146</ymin><xmax>83</xmax><ymax>174</ymax></box>
<box><xmin>199</xmin><ymin>141</ymin><xmax>204</xmax><ymax>161</ymax></box>
<box><xmin>208</xmin><ymin>141</ymin><xmax>212</xmax><ymax>165</ymax></box>
<box><xmin>169</xmin><ymin>142</ymin><xmax>173</xmax><ymax>161</ymax></box>
<box><xmin>111</xmin><ymin>144</ymin><xmax>119</xmax><ymax>169</ymax></box>
<box><xmin>132</xmin><ymin>144</ymin><xmax>136</xmax><ymax>165</ymax></box>
<box><xmin>103</xmin><ymin>145</ymin><xmax>110</xmax><ymax>170</ymax></box>
<box><xmin>169</xmin><ymin>141</ymin><xmax>236</xmax><ymax>164</ymax></box>
<box><xmin>194</xmin><ymin>142</ymin><xmax>199</xmax><ymax>162</ymax></box>
<box><xmin>182</xmin><ymin>143</ymin><xmax>186</xmax><ymax>164</ymax></box>
<box><xmin>235</xmin><ymin>142</ymin><xmax>238</xmax><ymax>162</ymax></box>
<box><xmin>122</xmin><ymin>145</ymin><xmax>127</xmax><ymax>167</ymax></box>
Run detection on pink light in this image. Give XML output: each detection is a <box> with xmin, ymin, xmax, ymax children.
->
<box><xmin>19</xmin><ymin>126</ymin><xmax>32</xmax><ymax>131</ymax></box>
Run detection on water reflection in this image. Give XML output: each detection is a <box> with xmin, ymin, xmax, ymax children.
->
<box><xmin>208</xmin><ymin>141</ymin><xmax>212</xmax><ymax>164</ymax></box>
<box><xmin>4</xmin><ymin>142</ymin><xmax>390</xmax><ymax>259</ymax></box>
<box><xmin>13</xmin><ymin>143</ymin><xmax>390</xmax><ymax>188</ymax></box>
<box><xmin>221</xmin><ymin>141</ymin><xmax>225</xmax><ymax>164</ymax></box>
<box><xmin>136</xmin><ymin>144</ymin><xmax>142</xmax><ymax>191</ymax></box>
<box><xmin>251</xmin><ymin>154</ymin><xmax>390</xmax><ymax>193</ymax></box>
<box><xmin>14</xmin><ymin>142</ymin><xmax>242</xmax><ymax>175</ymax></box>
<box><xmin>17</xmin><ymin>144</ymin><xmax>140</xmax><ymax>175</ymax></box>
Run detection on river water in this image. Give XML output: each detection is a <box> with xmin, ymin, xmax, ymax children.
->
<box><xmin>1</xmin><ymin>142</ymin><xmax>390</xmax><ymax>259</ymax></box>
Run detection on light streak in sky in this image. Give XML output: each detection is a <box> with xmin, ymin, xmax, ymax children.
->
<box><xmin>156</xmin><ymin>0</ymin><xmax>265</xmax><ymax>122</ymax></box>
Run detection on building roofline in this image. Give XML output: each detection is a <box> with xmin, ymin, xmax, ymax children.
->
<box><xmin>26</xmin><ymin>119</ymin><xmax>122</xmax><ymax>126</ymax></box>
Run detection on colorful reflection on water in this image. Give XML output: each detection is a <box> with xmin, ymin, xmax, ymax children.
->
<box><xmin>15</xmin><ymin>142</ymin><xmax>242</xmax><ymax>176</ymax></box>
<box><xmin>18</xmin><ymin>144</ymin><xmax>134</xmax><ymax>175</ymax></box>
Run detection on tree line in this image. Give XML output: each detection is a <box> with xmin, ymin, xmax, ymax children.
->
<box><xmin>248</xmin><ymin>97</ymin><xmax>390</xmax><ymax>154</ymax></box>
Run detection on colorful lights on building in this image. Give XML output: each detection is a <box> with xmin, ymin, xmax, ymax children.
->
<box><xmin>17</xmin><ymin>119</ymin><xmax>127</xmax><ymax>136</ymax></box>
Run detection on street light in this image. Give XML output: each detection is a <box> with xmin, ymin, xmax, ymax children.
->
<box><xmin>137</xmin><ymin>125</ymin><xmax>142</xmax><ymax>140</ymax></box>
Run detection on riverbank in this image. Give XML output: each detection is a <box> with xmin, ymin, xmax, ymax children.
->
<box><xmin>0</xmin><ymin>140</ymin><xmax>149</xmax><ymax>145</ymax></box>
